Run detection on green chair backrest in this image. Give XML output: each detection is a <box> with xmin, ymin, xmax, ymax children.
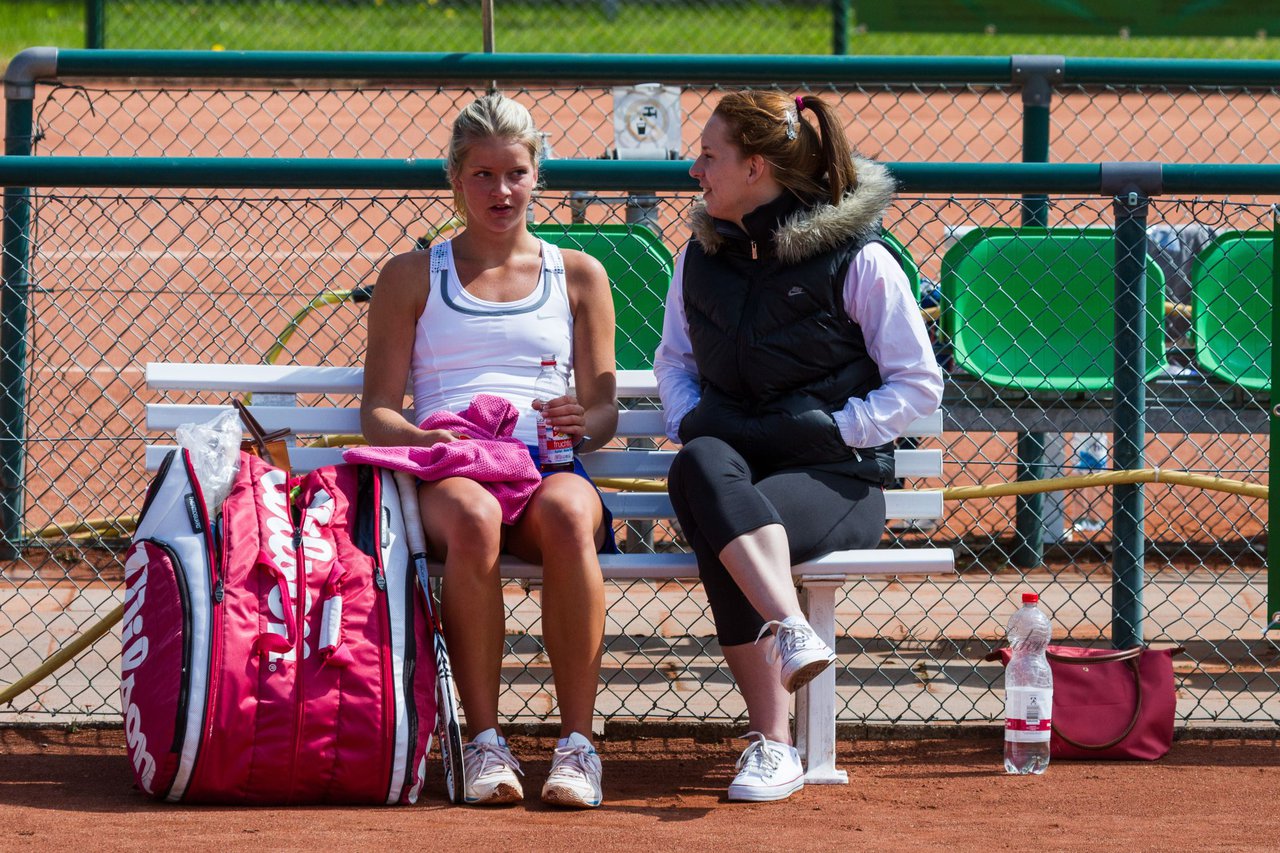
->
<box><xmin>1191</xmin><ymin>230</ymin><xmax>1272</xmax><ymax>392</ymax></box>
<box><xmin>879</xmin><ymin>229</ymin><xmax>921</xmax><ymax>302</ymax></box>
<box><xmin>532</xmin><ymin>223</ymin><xmax>674</xmax><ymax>371</ymax></box>
<box><xmin>940</xmin><ymin>227</ymin><xmax>1168</xmax><ymax>392</ymax></box>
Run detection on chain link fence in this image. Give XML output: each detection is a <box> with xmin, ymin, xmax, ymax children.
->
<box><xmin>25</xmin><ymin>78</ymin><xmax>1280</xmax><ymax>169</ymax></box>
<box><xmin>2</xmin><ymin>176</ymin><xmax>1275</xmax><ymax>725</ymax></box>
<box><xmin>2</xmin><ymin>54</ymin><xmax>1276</xmax><ymax>726</ymax></box>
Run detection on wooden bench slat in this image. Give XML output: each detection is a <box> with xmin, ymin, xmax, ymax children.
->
<box><xmin>144</xmin><ymin>443</ymin><xmax>943</xmax><ymax>481</ymax></box>
<box><xmin>144</xmin><ymin>364</ymin><xmax>944</xmax><ymax>438</ymax></box>
<box><xmin>146</xmin><ymin>364</ymin><xmax>660</xmax><ymax>397</ymax></box>
<box><xmin>143</xmin><ymin>446</ymin><xmax>943</xmax><ymax>522</ymax></box>
<box><xmin>148</xmin><ymin>404</ymin><xmax>670</xmax><ymax>439</ymax></box>
<box><xmin>490</xmin><ymin>547</ymin><xmax>954</xmax><ymax>580</ymax></box>
<box><xmin>604</xmin><ymin>490</ymin><xmax>942</xmax><ymax>521</ymax></box>
<box><xmin>146</xmin><ymin>363</ymin><xmax>366</xmax><ymax>394</ymax></box>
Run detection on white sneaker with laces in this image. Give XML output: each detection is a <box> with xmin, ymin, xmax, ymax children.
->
<box><xmin>727</xmin><ymin>732</ymin><xmax>805</xmax><ymax>802</ymax></box>
<box><xmin>757</xmin><ymin>615</ymin><xmax>836</xmax><ymax>693</ymax></box>
<box><xmin>463</xmin><ymin>728</ymin><xmax>524</xmax><ymax>805</ymax></box>
<box><xmin>540</xmin><ymin>731</ymin><xmax>603</xmax><ymax>808</ymax></box>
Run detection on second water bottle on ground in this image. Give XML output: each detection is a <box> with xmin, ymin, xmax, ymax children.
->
<box><xmin>1069</xmin><ymin>431</ymin><xmax>1109</xmax><ymax>535</ymax></box>
<box><xmin>1004</xmin><ymin>592</ymin><xmax>1053</xmax><ymax>775</ymax></box>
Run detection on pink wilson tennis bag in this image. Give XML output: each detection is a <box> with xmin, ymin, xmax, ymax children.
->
<box><xmin>121</xmin><ymin>450</ymin><xmax>435</xmax><ymax>804</ymax></box>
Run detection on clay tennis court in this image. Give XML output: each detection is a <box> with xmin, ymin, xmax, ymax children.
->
<box><xmin>2</xmin><ymin>727</ymin><xmax>1277</xmax><ymax>850</ymax></box>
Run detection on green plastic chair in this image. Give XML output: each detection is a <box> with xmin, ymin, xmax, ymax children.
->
<box><xmin>941</xmin><ymin>227</ymin><xmax>1168</xmax><ymax>392</ymax></box>
<box><xmin>532</xmin><ymin>223</ymin><xmax>674</xmax><ymax>371</ymax></box>
<box><xmin>879</xmin><ymin>229</ymin><xmax>921</xmax><ymax>302</ymax></box>
<box><xmin>1190</xmin><ymin>230</ymin><xmax>1272</xmax><ymax>392</ymax></box>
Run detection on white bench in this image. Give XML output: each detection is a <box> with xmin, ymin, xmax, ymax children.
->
<box><xmin>143</xmin><ymin>362</ymin><xmax>954</xmax><ymax>784</ymax></box>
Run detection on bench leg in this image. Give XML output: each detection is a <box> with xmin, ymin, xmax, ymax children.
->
<box><xmin>796</xmin><ymin>577</ymin><xmax>848</xmax><ymax>785</ymax></box>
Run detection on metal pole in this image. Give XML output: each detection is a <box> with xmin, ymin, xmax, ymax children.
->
<box><xmin>831</xmin><ymin>0</ymin><xmax>851</xmax><ymax>56</ymax></box>
<box><xmin>1010</xmin><ymin>58</ymin><xmax>1060</xmax><ymax>569</ymax></box>
<box><xmin>1111</xmin><ymin>191</ymin><xmax>1150</xmax><ymax>649</ymax></box>
<box><xmin>482</xmin><ymin>0</ymin><xmax>495</xmax><ymax>53</ymax></box>
<box><xmin>1</xmin><ymin>96</ymin><xmax>36</xmax><ymax>557</ymax></box>
<box><xmin>86</xmin><ymin>0</ymin><xmax>106</xmax><ymax>49</ymax></box>
<box><xmin>482</xmin><ymin>0</ymin><xmax>496</xmax><ymax>92</ymax></box>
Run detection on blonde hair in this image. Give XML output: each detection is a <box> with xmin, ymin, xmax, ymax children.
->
<box><xmin>445</xmin><ymin>93</ymin><xmax>543</xmax><ymax>221</ymax></box>
<box><xmin>711</xmin><ymin>90</ymin><xmax>857</xmax><ymax>205</ymax></box>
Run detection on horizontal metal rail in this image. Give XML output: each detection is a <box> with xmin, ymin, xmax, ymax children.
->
<box><xmin>9</xmin><ymin>49</ymin><xmax>1280</xmax><ymax>89</ymax></box>
<box><xmin>4</xmin><ymin>156</ymin><xmax>1280</xmax><ymax>195</ymax></box>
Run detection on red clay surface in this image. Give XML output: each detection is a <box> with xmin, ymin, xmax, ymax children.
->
<box><xmin>1</xmin><ymin>727</ymin><xmax>1276</xmax><ymax>851</ymax></box>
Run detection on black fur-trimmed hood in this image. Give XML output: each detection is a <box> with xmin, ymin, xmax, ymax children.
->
<box><xmin>688</xmin><ymin>157</ymin><xmax>897</xmax><ymax>265</ymax></box>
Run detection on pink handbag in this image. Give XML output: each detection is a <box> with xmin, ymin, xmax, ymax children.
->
<box><xmin>988</xmin><ymin>645</ymin><xmax>1184</xmax><ymax>760</ymax></box>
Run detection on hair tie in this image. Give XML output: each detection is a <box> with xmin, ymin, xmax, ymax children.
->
<box><xmin>795</xmin><ymin>96</ymin><xmax>807</xmax><ymax>113</ymax></box>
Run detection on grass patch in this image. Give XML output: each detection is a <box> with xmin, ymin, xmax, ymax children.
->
<box><xmin>4</xmin><ymin>1</ymin><xmax>1280</xmax><ymax>68</ymax></box>
<box><xmin>3</xmin><ymin>1</ymin><xmax>84</xmax><ymax>66</ymax></box>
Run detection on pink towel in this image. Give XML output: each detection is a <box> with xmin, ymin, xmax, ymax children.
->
<box><xmin>344</xmin><ymin>394</ymin><xmax>541</xmax><ymax>525</ymax></box>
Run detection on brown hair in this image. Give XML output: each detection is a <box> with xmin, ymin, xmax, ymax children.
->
<box><xmin>445</xmin><ymin>93</ymin><xmax>543</xmax><ymax>222</ymax></box>
<box><xmin>710</xmin><ymin>90</ymin><xmax>857</xmax><ymax>205</ymax></box>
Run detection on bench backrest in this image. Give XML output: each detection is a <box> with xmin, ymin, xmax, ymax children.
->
<box><xmin>144</xmin><ymin>363</ymin><xmax>946</xmax><ymax>525</ymax></box>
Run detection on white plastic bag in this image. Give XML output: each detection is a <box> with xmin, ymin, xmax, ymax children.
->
<box><xmin>175</xmin><ymin>407</ymin><xmax>242</xmax><ymax>510</ymax></box>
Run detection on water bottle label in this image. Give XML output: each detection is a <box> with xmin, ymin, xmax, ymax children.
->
<box><xmin>1004</xmin><ymin>687</ymin><xmax>1053</xmax><ymax>742</ymax></box>
<box><xmin>536</xmin><ymin>416</ymin><xmax>574</xmax><ymax>467</ymax></box>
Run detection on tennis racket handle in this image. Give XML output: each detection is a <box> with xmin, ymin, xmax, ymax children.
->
<box><xmin>392</xmin><ymin>470</ymin><xmax>429</xmax><ymax>555</ymax></box>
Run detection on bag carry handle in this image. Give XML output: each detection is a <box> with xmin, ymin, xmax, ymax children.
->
<box><xmin>233</xmin><ymin>398</ymin><xmax>292</xmax><ymax>468</ymax></box>
<box><xmin>1048</xmin><ymin>646</ymin><xmax>1185</xmax><ymax>752</ymax></box>
<box><xmin>1052</xmin><ymin>654</ymin><xmax>1143</xmax><ymax>751</ymax></box>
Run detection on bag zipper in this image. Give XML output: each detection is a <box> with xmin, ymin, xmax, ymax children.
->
<box><xmin>167</xmin><ymin>449</ymin><xmax>224</xmax><ymax>800</ymax></box>
<box><xmin>372</xmin><ymin>470</ymin><xmax>412</xmax><ymax>802</ymax></box>
<box><xmin>289</xmin><ymin>477</ymin><xmax>307</xmax><ymax>802</ymax></box>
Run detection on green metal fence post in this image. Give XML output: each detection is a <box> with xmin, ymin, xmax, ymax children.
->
<box><xmin>1104</xmin><ymin>163</ymin><xmax>1161</xmax><ymax>649</ymax></box>
<box><xmin>831</xmin><ymin>0</ymin><xmax>851</xmax><ymax>55</ymax></box>
<box><xmin>1</xmin><ymin>50</ymin><xmax>57</xmax><ymax>558</ymax></box>
<box><xmin>1010</xmin><ymin>56</ymin><xmax>1064</xmax><ymax>569</ymax></box>
<box><xmin>86</xmin><ymin>0</ymin><xmax>106</xmax><ymax>49</ymax></box>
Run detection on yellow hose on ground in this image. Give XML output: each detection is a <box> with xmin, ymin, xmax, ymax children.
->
<box><xmin>0</xmin><ymin>603</ymin><xmax>124</xmax><ymax>706</ymax></box>
<box><xmin>26</xmin><ymin>516</ymin><xmax>138</xmax><ymax>539</ymax></box>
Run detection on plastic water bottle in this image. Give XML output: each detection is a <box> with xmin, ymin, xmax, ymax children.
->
<box><xmin>533</xmin><ymin>353</ymin><xmax>574</xmax><ymax>473</ymax></box>
<box><xmin>1003</xmin><ymin>592</ymin><xmax>1053</xmax><ymax>775</ymax></box>
<box><xmin>1070</xmin><ymin>432</ymin><xmax>1109</xmax><ymax>535</ymax></box>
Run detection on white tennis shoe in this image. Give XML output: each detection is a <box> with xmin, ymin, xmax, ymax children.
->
<box><xmin>540</xmin><ymin>731</ymin><xmax>603</xmax><ymax>808</ymax></box>
<box><xmin>727</xmin><ymin>732</ymin><xmax>805</xmax><ymax>802</ymax></box>
<box><xmin>758</xmin><ymin>615</ymin><xmax>837</xmax><ymax>693</ymax></box>
<box><xmin>462</xmin><ymin>728</ymin><xmax>524</xmax><ymax>805</ymax></box>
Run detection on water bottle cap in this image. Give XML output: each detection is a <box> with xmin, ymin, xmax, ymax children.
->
<box><xmin>1022</xmin><ymin>593</ymin><xmax>1039</xmax><ymax>604</ymax></box>
<box><xmin>540</xmin><ymin>353</ymin><xmax>556</xmax><ymax>366</ymax></box>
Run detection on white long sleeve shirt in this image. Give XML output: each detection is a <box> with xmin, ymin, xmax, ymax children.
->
<box><xmin>653</xmin><ymin>240</ymin><xmax>944</xmax><ymax>447</ymax></box>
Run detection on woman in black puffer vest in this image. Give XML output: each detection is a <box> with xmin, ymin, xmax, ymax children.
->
<box><xmin>654</xmin><ymin>91</ymin><xmax>943</xmax><ymax>803</ymax></box>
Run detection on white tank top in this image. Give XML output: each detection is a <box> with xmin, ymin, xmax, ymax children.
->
<box><xmin>411</xmin><ymin>239</ymin><xmax>573</xmax><ymax>445</ymax></box>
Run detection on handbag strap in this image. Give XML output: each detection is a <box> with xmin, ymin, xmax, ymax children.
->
<box><xmin>1048</xmin><ymin>646</ymin><xmax>1183</xmax><ymax>751</ymax></box>
<box><xmin>1051</xmin><ymin>655</ymin><xmax>1144</xmax><ymax>751</ymax></box>
<box><xmin>1046</xmin><ymin>646</ymin><xmax>1144</xmax><ymax>665</ymax></box>
<box><xmin>233</xmin><ymin>398</ymin><xmax>291</xmax><ymax>451</ymax></box>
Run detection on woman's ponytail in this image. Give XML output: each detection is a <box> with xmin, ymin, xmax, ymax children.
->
<box><xmin>795</xmin><ymin>94</ymin><xmax>857</xmax><ymax>204</ymax></box>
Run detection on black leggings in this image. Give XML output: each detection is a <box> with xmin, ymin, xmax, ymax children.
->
<box><xmin>667</xmin><ymin>436</ymin><xmax>886</xmax><ymax>647</ymax></box>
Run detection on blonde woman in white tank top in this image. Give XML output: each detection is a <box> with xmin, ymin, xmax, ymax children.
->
<box><xmin>360</xmin><ymin>95</ymin><xmax>617</xmax><ymax>808</ymax></box>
